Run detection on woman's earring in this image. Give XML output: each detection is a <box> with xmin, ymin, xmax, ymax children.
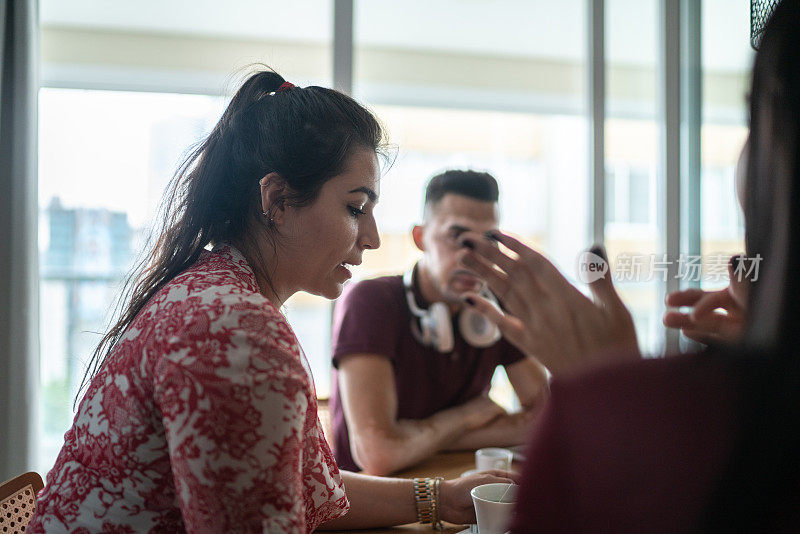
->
<box><xmin>262</xmin><ymin>210</ymin><xmax>275</xmax><ymax>227</ymax></box>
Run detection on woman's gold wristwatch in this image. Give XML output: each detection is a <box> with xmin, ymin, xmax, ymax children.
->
<box><xmin>413</xmin><ymin>477</ymin><xmax>444</xmax><ymax>530</ymax></box>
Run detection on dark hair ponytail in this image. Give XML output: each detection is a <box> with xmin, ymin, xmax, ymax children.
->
<box><xmin>77</xmin><ymin>68</ymin><xmax>387</xmax><ymax>398</ymax></box>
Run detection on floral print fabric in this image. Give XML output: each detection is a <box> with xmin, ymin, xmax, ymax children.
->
<box><xmin>29</xmin><ymin>245</ymin><xmax>348</xmax><ymax>533</ymax></box>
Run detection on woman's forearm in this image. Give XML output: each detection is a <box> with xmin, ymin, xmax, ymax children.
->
<box><xmin>317</xmin><ymin>471</ymin><xmax>417</xmax><ymax>530</ymax></box>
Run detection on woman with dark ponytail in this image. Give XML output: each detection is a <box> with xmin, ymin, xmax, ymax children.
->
<box><xmin>28</xmin><ymin>70</ymin><xmax>515</xmax><ymax>533</ymax></box>
<box><xmin>456</xmin><ymin>1</ymin><xmax>800</xmax><ymax>531</ymax></box>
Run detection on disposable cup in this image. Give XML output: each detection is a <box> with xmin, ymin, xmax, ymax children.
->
<box><xmin>470</xmin><ymin>483</ymin><xmax>518</xmax><ymax>534</ymax></box>
<box><xmin>475</xmin><ymin>447</ymin><xmax>513</xmax><ymax>472</ymax></box>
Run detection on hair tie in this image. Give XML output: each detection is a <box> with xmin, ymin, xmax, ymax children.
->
<box><xmin>267</xmin><ymin>81</ymin><xmax>296</xmax><ymax>96</ymax></box>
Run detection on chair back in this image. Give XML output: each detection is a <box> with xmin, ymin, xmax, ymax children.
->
<box><xmin>0</xmin><ymin>472</ymin><xmax>44</xmax><ymax>533</ymax></box>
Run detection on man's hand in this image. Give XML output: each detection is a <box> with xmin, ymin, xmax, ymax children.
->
<box><xmin>339</xmin><ymin>355</ymin><xmax>510</xmax><ymax>475</ymax></box>
<box><xmin>663</xmin><ymin>254</ymin><xmax>748</xmax><ymax>345</ymax></box>
<box><xmin>459</xmin><ymin>395</ymin><xmax>506</xmax><ymax>430</ymax></box>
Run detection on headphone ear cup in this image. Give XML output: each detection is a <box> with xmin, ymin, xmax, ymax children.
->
<box><xmin>421</xmin><ymin>302</ymin><xmax>454</xmax><ymax>353</ymax></box>
<box><xmin>403</xmin><ymin>266</ymin><xmax>455</xmax><ymax>353</ymax></box>
<box><xmin>459</xmin><ymin>306</ymin><xmax>501</xmax><ymax>348</ymax></box>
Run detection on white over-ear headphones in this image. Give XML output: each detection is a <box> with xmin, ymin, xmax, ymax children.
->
<box><xmin>403</xmin><ymin>265</ymin><xmax>501</xmax><ymax>353</ymax></box>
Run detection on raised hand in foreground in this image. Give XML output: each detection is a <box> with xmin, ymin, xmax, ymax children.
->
<box><xmin>457</xmin><ymin>231</ymin><xmax>639</xmax><ymax>377</ymax></box>
<box><xmin>663</xmin><ymin>254</ymin><xmax>748</xmax><ymax>345</ymax></box>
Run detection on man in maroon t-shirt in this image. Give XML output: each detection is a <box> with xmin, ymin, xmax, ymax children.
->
<box><xmin>330</xmin><ymin>170</ymin><xmax>550</xmax><ymax>475</ymax></box>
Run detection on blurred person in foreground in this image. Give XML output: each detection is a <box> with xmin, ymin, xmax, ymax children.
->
<box><xmin>456</xmin><ymin>1</ymin><xmax>800</xmax><ymax>530</ymax></box>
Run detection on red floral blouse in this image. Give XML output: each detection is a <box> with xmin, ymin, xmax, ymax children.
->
<box><xmin>28</xmin><ymin>245</ymin><xmax>349</xmax><ymax>533</ymax></box>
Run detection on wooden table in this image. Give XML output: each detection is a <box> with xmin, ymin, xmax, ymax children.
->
<box><xmin>332</xmin><ymin>451</ymin><xmax>516</xmax><ymax>533</ymax></box>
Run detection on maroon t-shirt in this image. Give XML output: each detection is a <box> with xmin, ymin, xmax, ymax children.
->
<box><xmin>329</xmin><ymin>274</ymin><xmax>525</xmax><ymax>471</ymax></box>
<box><xmin>509</xmin><ymin>353</ymin><xmax>746</xmax><ymax>533</ymax></box>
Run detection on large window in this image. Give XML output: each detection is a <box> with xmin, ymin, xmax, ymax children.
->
<box><xmin>34</xmin><ymin>0</ymin><xmax>753</xmax><ymax>474</ymax></box>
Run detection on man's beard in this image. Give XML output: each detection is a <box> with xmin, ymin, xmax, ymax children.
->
<box><xmin>440</xmin><ymin>271</ymin><xmax>485</xmax><ymax>303</ymax></box>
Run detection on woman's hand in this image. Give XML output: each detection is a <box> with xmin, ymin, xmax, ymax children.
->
<box><xmin>457</xmin><ymin>231</ymin><xmax>639</xmax><ymax>377</ymax></box>
<box><xmin>439</xmin><ymin>470</ymin><xmax>519</xmax><ymax>525</ymax></box>
<box><xmin>663</xmin><ymin>254</ymin><xmax>748</xmax><ymax>345</ymax></box>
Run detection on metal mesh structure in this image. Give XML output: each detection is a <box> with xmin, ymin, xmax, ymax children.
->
<box><xmin>751</xmin><ymin>0</ymin><xmax>782</xmax><ymax>49</ymax></box>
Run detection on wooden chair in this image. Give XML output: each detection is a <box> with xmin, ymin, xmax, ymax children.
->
<box><xmin>0</xmin><ymin>472</ymin><xmax>44</xmax><ymax>533</ymax></box>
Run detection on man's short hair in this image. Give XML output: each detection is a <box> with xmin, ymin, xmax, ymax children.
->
<box><xmin>424</xmin><ymin>170</ymin><xmax>499</xmax><ymax>214</ymax></box>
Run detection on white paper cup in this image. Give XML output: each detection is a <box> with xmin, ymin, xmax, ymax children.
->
<box><xmin>475</xmin><ymin>447</ymin><xmax>513</xmax><ymax>472</ymax></box>
<box><xmin>470</xmin><ymin>483</ymin><xmax>518</xmax><ymax>534</ymax></box>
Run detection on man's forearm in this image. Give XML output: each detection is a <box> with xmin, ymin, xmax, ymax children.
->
<box><xmin>352</xmin><ymin>403</ymin><xmax>479</xmax><ymax>475</ymax></box>
<box><xmin>444</xmin><ymin>410</ymin><xmax>534</xmax><ymax>451</ymax></box>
